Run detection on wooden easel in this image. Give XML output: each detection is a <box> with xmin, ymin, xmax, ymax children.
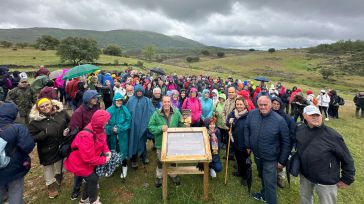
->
<box><xmin>160</xmin><ymin>127</ymin><xmax>212</xmax><ymax>201</ymax></box>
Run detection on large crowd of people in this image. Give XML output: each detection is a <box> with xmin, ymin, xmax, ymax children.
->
<box><xmin>0</xmin><ymin>65</ymin><xmax>358</xmax><ymax>204</ymax></box>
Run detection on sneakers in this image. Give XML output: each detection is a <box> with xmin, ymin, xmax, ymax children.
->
<box><xmin>47</xmin><ymin>182</ymin><xmax>59</xmax><ymax>199</ymax></box>
<box><xmin>91</xmin><ymin>197</ymin><xmax>102</xmax><ymax>204</ymax></box>
<box><xmin>210</xmin><ymin>169</ymin><xmax>217</xmax><ymax>178</ymax></box>
<box><xmin>171</xmin><ymin>176</ymin><xmax>181</xmax><ymax>186</ymax></box>
<box><xmin>70</xmin><ymin>189</ymin><xmax>81</xmax><ymax>200</ymax></box>
<box><xmin>252</xmin><ymin>192</ymin><xmax>266</xmax><ymax>202</ymax></box>
<box><xmin>325</xmin><ymin>118</ymin><xmax>329</xmax><ymax>121</ymax></box>
<box><xmin>155</xmin><ymin>178</ymin><xmax>162</xmax><ymax>188</ymax></box>
<box><xmin>120</xmin><ymin>166</ymin><xmax>128</xmax><ymax>179</ymax></box>
<box><xmin>143</xmin><ymin>158</ymin><xmax>150</xmax><ymax>165</ymax></box>
<box><xmin>79</xmin><ymin>197</ymin><xmax>90</xmax><ymax>204</ymax></box>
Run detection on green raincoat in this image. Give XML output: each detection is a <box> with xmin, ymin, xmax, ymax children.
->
<box><xmin>106</xmin><ymin>93</ymin><xmax>131</xmax><ymax>160</ymax></box>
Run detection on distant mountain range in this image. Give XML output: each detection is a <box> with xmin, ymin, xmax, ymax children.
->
<box><xmin>0</xmin><ymin>27</ymin><xmax>206</xmax><ymax>50</ymax></box>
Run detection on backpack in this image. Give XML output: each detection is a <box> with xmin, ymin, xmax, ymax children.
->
<box><xmin>338</xmin><ymin>96</ymin><xmax>345</xmax><ymax>106</ymax></box>
<box><xmin>0</xmin><ymin>124</ymin><xmax>14</xmax><ymax>169</ymax></box>
<box><xmin>58</xmin><ymin>127</ymin><xmax>95</xmax><ymax>158</ymax></box>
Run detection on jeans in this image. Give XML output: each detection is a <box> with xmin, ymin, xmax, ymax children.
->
<box><xmin>0</xmin><ymin>177</ymin><xmax>24</xmax><ymax>204</ymax></box>
<box><xmin>82</xmin><ymin>172</ymin><xmax>99</xmax><ymax>203</ymax></box>
<box><xmin>255</xmin><ymin>157</ymin><xmax>277</xmax><ymax>204</ymax></box>
<box><xmin>300</xmin><ymin>174</ymin><xmax>337</xmax><ymax>204</ymax></box>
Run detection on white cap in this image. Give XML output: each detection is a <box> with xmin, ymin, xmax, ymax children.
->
<box><xmin>303</xmin><ymin>105</ymin><xmax>321</xmax><ymax>115</ymax></box>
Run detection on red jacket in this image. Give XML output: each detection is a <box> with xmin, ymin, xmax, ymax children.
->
<box><xmin>65</xmin><ymin>78</ymin><xmax>80</xmax><ymax>100</ymax></box>
<box><xmin>65</xmin><ymin>110</ymin><xmax>110</xmax><ymax>177</ymax></box>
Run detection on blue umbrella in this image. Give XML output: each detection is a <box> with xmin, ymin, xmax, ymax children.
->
<box><xmin>255</xmin><ymin>76</ymin><xmax>270</xmax><ymax>82</ymax></box>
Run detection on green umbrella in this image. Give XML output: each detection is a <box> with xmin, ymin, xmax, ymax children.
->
<box><xmin>62</xmin><ymin>64</ymin><xmax>100</xmax><ymax>80</ymax></box>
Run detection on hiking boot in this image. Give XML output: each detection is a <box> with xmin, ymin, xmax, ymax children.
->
<box><xmin>171</xmin><ymin>176</ymin><xmax>181</xmax><ymax>186</ymax></box>
<box><xmin>47</xmin><ymin>182</ymin><xmax>59</xmax><ymax>199</ymax></box>
<box><xmin>155</xmin><ymin>178</ymin><xmax>162</xmax><ymax>188</ymax></box>
<box><xmin>131</xmin><ymin>161</ymin><xmax>138</xmax><ymax>169</ymax></box>
<box><xmin>70</xmin><ymin>189</ymin><xmax>81</xmax><ymax>200</ymax></box>
<box><xmin>277</xmin><ymin>177</ymin><xmax>285</xmax><ymax>188</ymax></box>
<box><xmin>252</xmin><ymin>192</ymin><xmax>266</xmax><ymax>202</ymax></box>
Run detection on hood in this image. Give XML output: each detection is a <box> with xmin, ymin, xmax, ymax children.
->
<box><xmin>212</xmin><ymin>89</ymin><xmax>218</xmax><ymax>96</ymax></box>
<box><xmin>134</xmin><ymin>84</ymin><xmax>145</xmax><ymax>95</ymax></box>
<box><xmin>90</xmin><ymin>110</ymin><xmax>110</xmax><ymax>133</ymax></box>
<box><xmin>238</xmin><ymin>90</ymin><xmax>250</xmax><ymax>100</ymax></box>
<box><xmin>38</xmin><ymin>87</ymin><xmax>58</xmax><ymax>100</ymax></box>
<box><xmin>190</xmin><ymin>87</ymin><xmax>198</xmax><ymax>93</ymax></box>
<box><xmin>218</xmin><ymin>93</ymin><xmax>226</xmax><ymax>101</ymax></box>
<box><xmin>113</xmin><ymin>92</ymin><xmax>124</xmax><ymax>104</ymax></box>
<box><xmin>201</xmin><ymin>89</ymin><xmax>210</xmax><ymax>98</ymax></box>
<box><xmin>29</xmin><ymin>100</ymin><xmax>64</xmax><ymax>121</ymax></box>
<box><xmin>271</xmin><ymin>96</ymin><xmax>283</xmax><ymax>105</ymax></box>
<box><xmin>83</xmin><ymin>90</ymin><xmax>99</xmax><ymax>105</ymax></box>
<box><xmin>0</xmin><ymin>102</ymin><xmax>18</xmax><ymax>124</ymax></box>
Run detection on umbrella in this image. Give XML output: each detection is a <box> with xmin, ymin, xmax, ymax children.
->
<box><xmin>254</xmin><ymin>76</ymin><xmax>270</xmax><ymax>82</ymax></box>
<box><xmin>49</xmin><ymin>70</ymin><xmax>63</xmax><ymax>80</ymax></box>
<box><xmin>62</xmin><ymin>64</ymin><xmax>100</xmax><ymax>80</ymax></box>
<box><xmin>150</xmin><ymin>67</ymin><xmax>166</xmax><ymax>75</ymax></box>
<box><xmin>96</xmin><ymin>150</ymin><xmax>123</xmax><ymax>177</ymax></box>
<box><xmin>246</xmin><ymin>155</ymin><xmax>253</xmax><ymax>193</ymax></box>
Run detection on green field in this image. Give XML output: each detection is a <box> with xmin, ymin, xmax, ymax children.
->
<box><xmin>1</xmin><ymin>48</ymin><xmax>363</xmax><ymax>203</ymax></box>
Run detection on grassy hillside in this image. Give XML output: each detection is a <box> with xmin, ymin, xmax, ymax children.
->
<box><xmin>0</xmin><ymin>27</ymin><xmax>205</xmax><ymax>50</ymax></box>
<box><xmin>1</xmin><ymin>47</ymin><xmax>363</xmax><ymax>203</ymax></box>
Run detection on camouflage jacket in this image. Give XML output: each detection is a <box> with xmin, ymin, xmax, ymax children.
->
<box><xmin>7</xmin><ymin>86</ymin><xmax>36</xmax><ymax>117</ymax></box>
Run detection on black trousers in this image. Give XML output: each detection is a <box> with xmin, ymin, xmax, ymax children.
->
<box><xmin>234</xmin><ymin>148</ymin><xmax>249</xmax><ymax>179</ymax></box>
<box><xmin>82</xmin><ymin>172</ymin><xmax>99</xmax><ymax>203</ymax></box>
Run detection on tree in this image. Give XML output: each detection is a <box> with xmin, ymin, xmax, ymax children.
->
<box><xmin>103</xmin><ymin>45</ymin><xmax>122</xmax><ymax>56</ymax></box>
<box><xmin>186</xmin><ymin>56</ymin><xmax>200</xmax><ymax>63</ymax></box>
<box><xmin>142</xmin><ymin>45</ymin><xmax>155</xmax><ymax>60</ymax></box>
<box><xmin>56</xmin><ymin>37</ymin><xmax>101</xmax><ymax>64</ymax></box>
<box><xmin>319</xmin><ymin>68</ymin><xmax>334</xmax><ymax>80</ymax></box>
<box><xmin>0</xmin><ymin>41</ymin><xmax>12</xmax><ymax>48</ymax></box>
<box><xmin>201</xmin><ymin>50</ymin><xmax>210</xmax><ymax>56</ymax></box>
<box><xmin>15</xmin><ymin>42</ymin><xmax>28</xmax><ymax>49</ymax></box>
<box><xmin>268</xmin><ymin>48</ymin><xmax>276</xmax><ymax>53</ymax></box>
<box><xmin>217</xmin><ymin>51</ymin><xmax>225</xmax><ymax>58</ymax></box>
<box><xmin>35</xmin><ymin>35</ymin><xmax>60</xmax><ymax>50</ymax></box>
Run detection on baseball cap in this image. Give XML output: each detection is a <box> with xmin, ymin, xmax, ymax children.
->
<box><xmin>303</xmin><ymin>105</ymin><xmax>321</xmax><ymax>116</ymax></box>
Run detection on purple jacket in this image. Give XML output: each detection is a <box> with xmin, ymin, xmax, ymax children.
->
<box><xmin>70</xmin><ymin>104</ymin><xmax>100</xmax><ymax>131</ymax></box>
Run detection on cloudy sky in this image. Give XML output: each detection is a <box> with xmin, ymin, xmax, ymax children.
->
<box><xmin>1</xmin><ymin>0</ymin><xmax>364</xmax><ymax>49</ymax></box>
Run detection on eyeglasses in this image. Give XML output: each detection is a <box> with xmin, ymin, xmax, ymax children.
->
<box><xmin>39</xmin><ymin>103</ymin><xmax>51</xmax><ymax>109</ymax></box>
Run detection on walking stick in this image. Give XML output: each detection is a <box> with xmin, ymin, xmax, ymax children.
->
<box><xmin>224</xmin><ymin>122</ymin><xmax>233</xmax><ymax>185</ymax></box>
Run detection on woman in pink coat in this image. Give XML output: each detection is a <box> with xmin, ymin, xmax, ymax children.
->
<box><xmin>65</xmin><ymin>110</ymin><xmax>111</xmax><ymax>204</ymax></box>
<box><xmin>182</xmin><ymin>88</ymin><xmax>202</xmax><ymax>127</ymax></box>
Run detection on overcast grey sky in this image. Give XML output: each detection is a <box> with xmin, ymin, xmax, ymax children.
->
<box><xmin>1</xmin><ymin>0</ymin><xmax>363</xmax><ymax>49</ymax></box>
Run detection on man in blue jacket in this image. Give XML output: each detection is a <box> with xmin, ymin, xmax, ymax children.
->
<box><xmin>0</xmin><ymin>102</ymin><xmax>35</xmax><ymax>204</ymax></box>
<box><xmin>245</xmin><ymin>95</ymin><xmax>290</xmax><ymax>204</ymax></box>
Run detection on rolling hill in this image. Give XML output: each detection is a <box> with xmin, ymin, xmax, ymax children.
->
<box><xmin>0</xmin><ymin>27</ymin><xmax>206</xmax><ymax>50</ymax></box>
